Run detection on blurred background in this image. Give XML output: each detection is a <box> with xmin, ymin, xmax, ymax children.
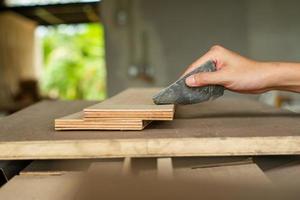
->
<box><xmin>1</xmin><ymin>0</ymin><xmax>300</xmax><ymax>116</ymax></box>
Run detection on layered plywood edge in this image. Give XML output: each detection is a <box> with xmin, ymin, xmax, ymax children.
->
<box><xmin>55</xmin><ymin>112</ymin><xmax>151</xmax><ymax>131</ymax></box>
<box><xmin>55</xmin><ymin>88</ymin><xmax>174</xmax><ymax>131</ymax></box>
<box><xmin>83</xmin><ymin>88</ymin><xmax>174</xmax><ymax>120</ymax></box>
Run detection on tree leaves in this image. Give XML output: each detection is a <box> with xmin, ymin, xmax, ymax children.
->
<box><xmin>40</xmin><ymin>23</ymin><xmax>106</xmax><ymax>100</ymax></box>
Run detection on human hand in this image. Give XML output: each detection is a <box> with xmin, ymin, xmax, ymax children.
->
<box><xmin>184</xmin><ymin>45</ymin><xmax>278</xmax><ymax>94</ymax></box>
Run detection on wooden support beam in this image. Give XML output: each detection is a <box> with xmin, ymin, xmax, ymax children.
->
<box><xmin>34</xmin><ymin>8</ymin><xmax>64</xmax><ymax>24</ymax></box>
<box><xmin>157</xmin><ymin>157</ymin><xmax>173</xmax><ymax>180</ymax></box>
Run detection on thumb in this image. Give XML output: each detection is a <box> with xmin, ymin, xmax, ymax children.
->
<box><xmin>185</xmin><ymin>71</ymin><xmax>223</xmax><ymax>87</ymax></box>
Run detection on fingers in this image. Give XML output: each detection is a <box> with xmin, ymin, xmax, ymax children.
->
<box><xmin>185</xmin><ymin>71</ymin><xmax>224</xmax><ymax>87</ymax></box>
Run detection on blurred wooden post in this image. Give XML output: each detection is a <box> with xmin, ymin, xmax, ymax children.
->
<box><xmin>0</xmin><ymin>11</ymin><xmax>37</xmax><ymax>107</ymax></box>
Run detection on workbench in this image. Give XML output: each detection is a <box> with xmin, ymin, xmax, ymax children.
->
<box><xmin>0</xmin><ymin>99</ymin><xmax>300</xmax><ymax>159</ymax></box>
<box><xmin>0</xmin><ymin>99</ymin><xmax>299</xmax><ymax>199</ymax></box>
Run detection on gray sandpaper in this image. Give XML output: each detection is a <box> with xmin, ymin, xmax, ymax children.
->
<box><xmin>153</xmin><ymin>60</ymin><xmax>224</xmax><ymax>105</ymax></box>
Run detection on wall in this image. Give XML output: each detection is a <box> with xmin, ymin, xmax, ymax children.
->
<box><xmin>247</xmin><ymin>0</ymin><xmax>300</xmax><ymax>62</ymax></box>
<box><xmin>102</xmin><ymin>0</ymin><xmax>300</xmax><ymax>102</ymax></box>
<box><xmin>246</xmin><ymin>0</ymin><xmax>300</xmax><ymax>104</ymax></box>
<box><xmin>0</xmin><ymin>12</ymin><xmax>36</xmax><ymax>105</ymax></box>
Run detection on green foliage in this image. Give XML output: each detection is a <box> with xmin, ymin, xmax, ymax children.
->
<box><xmin>40</xmin><ymin>23</ymin><xmax>106</xmax><ymax>100</ymax></box>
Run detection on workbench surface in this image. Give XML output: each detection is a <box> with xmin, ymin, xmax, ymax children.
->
<box><xmin>0</xmin><ymin>99</ymin><xmax>300</xmax><ymax>159</ymax></box>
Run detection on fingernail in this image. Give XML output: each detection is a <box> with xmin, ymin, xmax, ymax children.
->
<box><xmin>185</xmin><ymin>76</ymin><xmax>196</xmax><ymax>86</ymax></box>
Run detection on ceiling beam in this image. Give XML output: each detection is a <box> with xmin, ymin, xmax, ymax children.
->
<box><xmin>34</xmin><ymin>8</ymin><xmax>64</xmax><ymax>24</ymax></box>
<box><xmin>0</xmin><ymin>1</ymin><xmax>100</xmax><ymax>25</ymax></box>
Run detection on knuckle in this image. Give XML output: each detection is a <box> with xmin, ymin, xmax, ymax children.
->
<box><xmin>210</xmin><ymin>45</ymin><xmax>224</xmax><ymax>52</ymax></box>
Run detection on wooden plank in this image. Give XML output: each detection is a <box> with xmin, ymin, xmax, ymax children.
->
<box><xmin>175</xmin><ymin>163</ymin><xmax>271</xmax><ymax>185</ymax></box>
<box><xmin>172</xmin><ymin>156</ymin><xmax>253</xmax><ymax>169</ymax></box>
<box><xmin>0</xmin><ymin>97</ymin><xmax>300</xmax><ymax>159</ymax></box>
<box><xmin>56</xmin><ymin>112</ymin><xmax>144</xmax><ymax>125</ymax></box>
<box><xmin>264</xmin><ymin>159</ymin><xmax>300</xmax><ymax>186</ymax></box>
<box><xmin>78</xmin><ymin>157</ymin><xmax>274</xmax><ymax>200</ymax></box>
<box><xmin>55</xmin><ymin>112</ymin><xmax>151</xmax><ymax>131</ymax></box>
<box><xmin>54</xmin><ymin>88</ymin><xmax>170</xmax><ymax>130</ymax></box>
<box><xmin>122</xmin><ymin>157</ymin><xmax>132</xmax><ymax>175</ymax></box>
<box><xmin>0</xmin><ymin>159</ymin><xmax>286</xmax><ymax>200</ymax></box>
<box><xmin>88</xmin><ymin>158</ymin><xmax>124</xmax><ymax>175</ymax></box>
<box><xmin>0</xmin><ymin>173</ymin><xmax>82</xmax><ymax>200</ymax></box>
<box><xmin>55</xmin><ymin>111</ymin><xmax>151</xmax><ymax>131</ymax></box>
<box><xmin>2</xmin><ymin>157</ymin><xmax>295</xmax><ymax>200</ymax></box>
<box><xmin>172</xmin><ymin>157</ymin><xmax>271</xmax><ymax>185</ymax></box>
<box><xmin>83</xmin><ymin>88</ymin><xmax>174</xmax><ymax>120</ymax></box>
<box><xmin>157</xmin><ymin>158</ymin><xmax>173</xmax><ymax>179</ymax></box>
<box><xmin>20</xmin><ymin>160</ymin><xmax>91</xmax><ymax>176</ymax></box>
<box><xmin>130</xmin><ymin>158</ymin><xmax>157</xmax><ymax>178</ymax></box>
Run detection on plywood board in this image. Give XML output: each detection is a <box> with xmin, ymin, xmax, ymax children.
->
<box><xmin>264</xmin><ymin>159</ymin><xmax>300</xmax><ymax>186</ymax></box>
<box><xmin>83</xmin><ymin>88</ymin><xmax>174</xmax><ymax>120</ymax></box>
<box><xmin>0</xmin><ymin>173</ymin><xmax>82</xmax><ymax>200</ymax></box>
<box><xmin>0</xmin><ymin>157</ymin><xmax>291</xmax><ymax>200</ymax></box>
<box><xmin>172</xmin><ymin>157</ymin><xmax>270</xmax><ymax>185</ymax></box>
<box><xmin>0</xmin><ymin>98</ymin><xmax>300</xmax><ymax>159</ymax></box>
<box><xmin>175</xmin><ymin>163</ymin><xmax>271</xmax><ymax>185</ymax></box>
<box><xmin>78</xmin><ymin>157</ymin><xmax>275</xmax><ymax>200</ymax></box>
<box><xmin>157</xmin><ymin>158</ymin><xmax>173</xmax><ymax>179</ymax></box>
<box><xmin>55</xmin><ymin>111</ymin><xmax>151</xmax><ymax>131</ymax></box>
<box><xmin>20</xmin><ymin>160</ymin><xmax>91</xmax><ymax>176</ymax></box>
<box><xmin>172</xmin><ymin>157</ymin><xmax>253</xmax><ymax>169</ymax></box>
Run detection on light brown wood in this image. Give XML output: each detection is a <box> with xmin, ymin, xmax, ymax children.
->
<box><xmin>55</xmin><ymin>111</ymin><xmax>151</xmax><ymax>131</ymax></box>
<box><xmin>78</xmin><ymin>158</ymin><xmax>274</xmax><ymax>200</ymax></box>
<box><xmin>175</xmin><ymin>163</ymin><xmax>271</xmax><ymax>185</ymax></box>
<box><xmin>264</xmin><ymin>159</ymin><xmax>300</xmax><ymax>186</ymax></box>
<box><xmin>173</xmin><ymin>157</ymin><xmax>253</xmax><ymax>169</ymax></box>
<box><xmin>1</xmin><ymin>157</ymin><xmax>297</xmax><ymax>199</ymax></box>
<box><xmin>1</xmin><ymin>98</ymin><xmax>300</xmax><ymax>159</ymax></box>
<box><xmin>83</xmin><ymin>88</ymin><xmax>174</xmax><ymax>120</ymax></box>
<box><xmin>20</xmin><ymin>160</ymin><xmax>91</xmax><ymax>176</ymax></box>
<box><xmin>54</xmin><ymin>88</ymin><xmax>171</xmax><ymax>130</ymax></box>
<box><xmin>0</xmin><ymin>12</ymin><xmax>36</xmax><ymax>106</ymax></box>
<box><xmin>130</xmin><ymin>158</ymin><xmax>157</xmax><ymax>178</ymax></box>
<box><xmin>0</xmin><ymin>157</ymin><xmax>286</xmax><ymax>200</ymax></box>
<box><xmin>88</xmin><ymin>158</ymin><xmax>125</xmax><ymax>176</ymax></box>
<box><xmin>0</xmin><ymin>173</ymin><xmax>82</xmax><ymax>200</ymax></box>
<box><xmin>172</xmin><ymin>157</ymin><xmax>271</xmax><ymax>185</ymax></box>
<box><xmin>157</xmin><ymin>158</ymin><xmax>173</xmax><ymax>179</ymax></box>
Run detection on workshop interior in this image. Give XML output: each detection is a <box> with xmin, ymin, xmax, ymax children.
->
<box><xmin>0</xmin><ymin>0</ymin><xmax>300</xmax><ymax>199</ymax></box>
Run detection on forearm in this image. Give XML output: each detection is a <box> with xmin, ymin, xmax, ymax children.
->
<box><xmin>263</xmin><ymin>62</ymin><xmax>300</xmax><ymax>92</ymax></box>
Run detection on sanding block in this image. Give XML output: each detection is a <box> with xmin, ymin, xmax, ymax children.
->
<box><xmin>153</xmin><ymin>60</ymin><xmax>224</xmax><ymax>105</ymax></box>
